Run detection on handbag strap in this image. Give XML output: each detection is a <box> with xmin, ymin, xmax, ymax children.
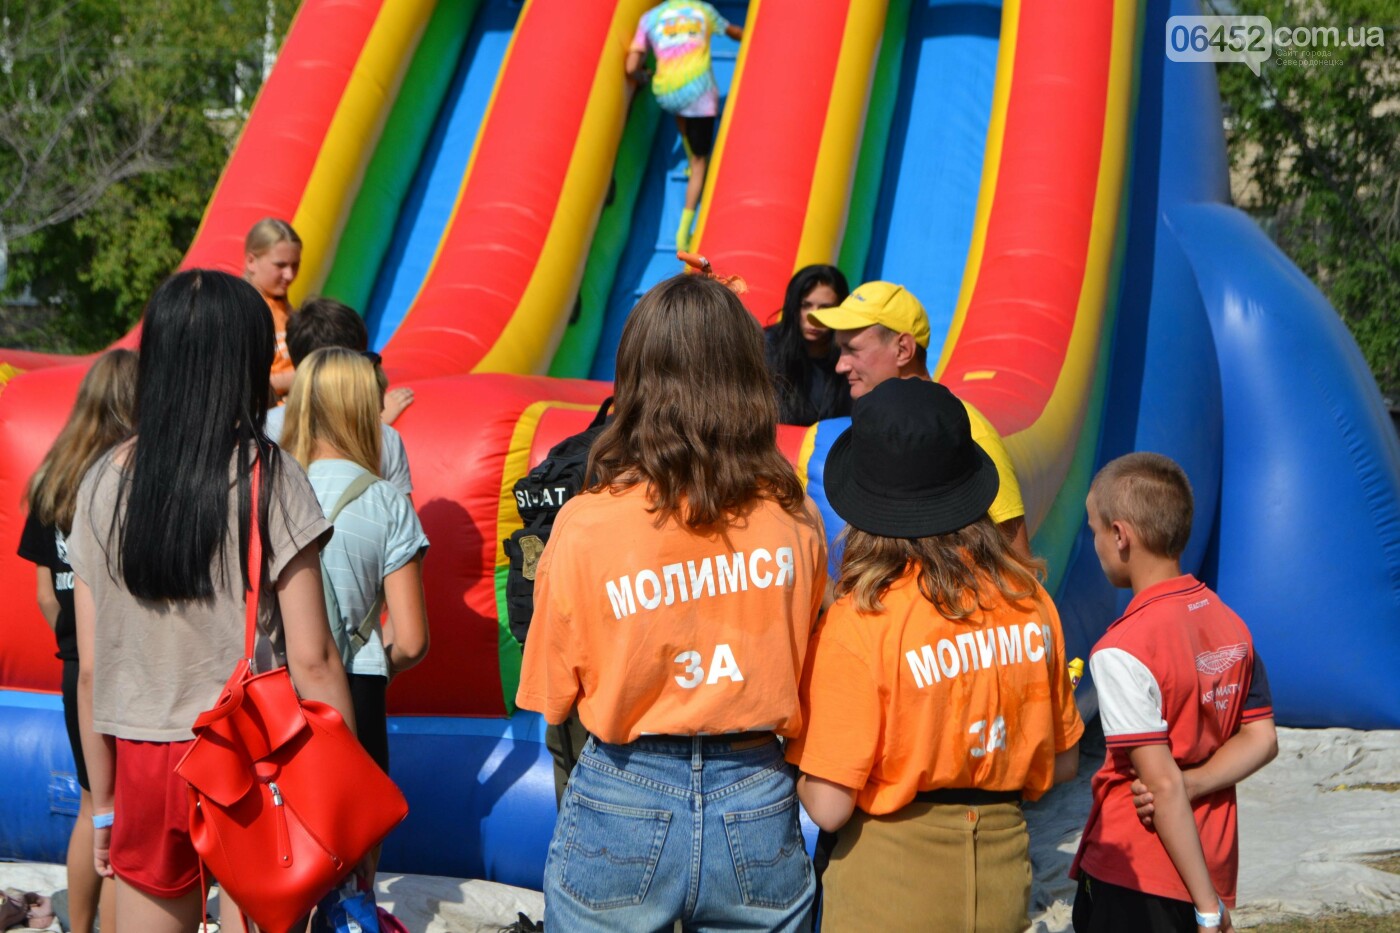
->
<box><xmin>322</xmin><ymin>468</ymin><xmax>386</xmax><ymax>660</ymax></box>
<box><xmin>244</xmin><ymin>455</ymin><xmax>263</xmax><ymax>662</ymax></box>
<box><xmin>202</xmin><ymin>447</ymin><xmax>264</xmax><ymax>933</ymax></box>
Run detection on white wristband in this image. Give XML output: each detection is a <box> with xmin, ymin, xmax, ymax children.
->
<box><xmin>1194</xmin><ymin>898</ymin><xmax>1224</xmax><ymax>928</ymax></box>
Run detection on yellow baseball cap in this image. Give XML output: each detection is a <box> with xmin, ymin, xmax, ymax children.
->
<box><xmin>806</xmin><ymin>281</ymin><xmax>931</xmax><ymax>348</ymax></box>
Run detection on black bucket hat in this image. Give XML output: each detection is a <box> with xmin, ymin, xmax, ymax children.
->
<box><xmin>825</xmin><ymin>378</ymin><xmax>1000</xmax><ymax>538</ymax></box>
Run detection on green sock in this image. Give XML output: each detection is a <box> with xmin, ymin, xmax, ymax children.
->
<box><xmin>677</xmin><ymin>208</ymin><xmax>696</xmax><ymax>251</ymax></box>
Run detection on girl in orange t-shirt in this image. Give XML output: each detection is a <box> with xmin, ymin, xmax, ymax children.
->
<box><xmin>243</xmin><ymin>217</ymin><xmax>302</xmax><ymax>400</ymax></box>
<box><xmin>787</xmin><ymin>377</ymin><xmax>1083</xmax><ymax>932</ymax></box>
<box><xmin>517</xmin><ymin>273</ymin><xmax>826</xmax><ymax>932</ymax></box>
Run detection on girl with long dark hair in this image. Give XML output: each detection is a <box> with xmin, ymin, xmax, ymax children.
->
<box><xmin>20</xmin><ymin>349</ymin><xmax>138</xmax><ymax>933</ymax></box>
<box><xmin>518</xmin><ymin>274</ymin><xmax>827</xmax><ymax>931</ymax></box>
<box><xmin>69</xmin><ymin>269</ymin><xmax>353</xmax><ymax>932</ymax></box>
<box><xmin>764</xmin><ymin>264</ymin><xmax>852</xmax><ymax>425</ymax></box>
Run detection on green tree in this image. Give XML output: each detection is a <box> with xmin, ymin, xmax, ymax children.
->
<box><xmin>0</xmin><ymin>0</ymin><xmax>296</xmax><ymax>351</ymax></box>
<box><xmin>1210</xmin><ymin>0</ymin><xmax>1399</xmax><ymax>400</ymax></box>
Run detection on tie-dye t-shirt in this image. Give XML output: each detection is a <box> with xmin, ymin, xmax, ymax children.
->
<box><xmin>632</xmin><ymin>1</ymin><xmax>730</xmax><ymax>118</ymax></box>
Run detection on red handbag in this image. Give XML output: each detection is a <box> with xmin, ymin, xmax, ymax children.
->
<box><xmin>174</xmin><ymin>463</ymin><xmax>408</xmax><ymax>933</ymax></box>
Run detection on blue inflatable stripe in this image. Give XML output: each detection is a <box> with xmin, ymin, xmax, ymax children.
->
<box><xmin>364</xmin><ymin>1</ymin><xmax>519</xmax><ymax>349</ymax></box>
<box><xmin>804</xmin><ymin>417</ymin><xmax>849</xmax><ymax>576</ymax></box>
<box><xmin>0</xmin><ymin>691</ymin><xmax>61</xmax><ymax>711</ymax></box>
<box><xmin>0</xmin><ymin>692</ymin><xmax>81</xmax><ymax>863</ymax></box>
<box><xmin>0</xmin><ymin>690</ymin><xmax>563</xmax><ymax>885</ymax></box>
<box><xmin>390</xmin><ymin>710</ymin><xmax>546</xmax><ymax>740</ymax></box>
<box><xmin>590</xmin><ymin>1</ymin><xmax>747</xmax><ymax>380</ymax></box>
<box><xmin>1172</xmin><ymin>203</ymin><xmax>1400</xmax><ymax>729</ymax></box>
<box><xmin>862</xmin><ymin>0</ymin><xmax>1000</xmax><ymax>344</ymax></box>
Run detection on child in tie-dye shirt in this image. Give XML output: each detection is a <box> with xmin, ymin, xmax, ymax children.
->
<box><xmin>628</xmin><ymin>1</ymin><xmax>743</xmax><ymax>250</ymax></box>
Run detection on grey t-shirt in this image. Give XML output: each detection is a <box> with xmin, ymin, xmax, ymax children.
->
<box><xmin>67</xmin><ymin>447</ymin><xmax>331</xmax><ymax>741</ymax></box>
<box><xmin>265</xmin><ymin>406</ymin><xmax>413</xmax><ymax>496</ymax></box>
<box><xmin>308</xmin><ymin>459</ymin><xmax>428</xmax><ymax>676</ymax></box>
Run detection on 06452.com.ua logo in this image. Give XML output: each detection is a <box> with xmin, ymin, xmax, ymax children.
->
<box><xmin>1166</xmin><ymin>15</ymin><xmax>1386</xmax><ymax>75</ymax></box>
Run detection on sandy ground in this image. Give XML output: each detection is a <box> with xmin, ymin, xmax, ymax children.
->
<box><xmin>1027</xmin><ymin>726</ymin><xmax>1400</xmax><ymax>931</ymax></box>
<box><xmin>3</xmin><ymin>727</ymin><xmax>1395</xmax><ymax>932</ymax></box>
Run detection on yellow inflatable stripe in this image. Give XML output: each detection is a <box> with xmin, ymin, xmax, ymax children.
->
<box><xmin>792</xmin><ymin>0</ymin><xmax>888</xmax><ymax>269</ymax></box>
<box><xmin>796</xmin><ymin>424</ymin><xmax>819</xmax><ymax>490</ymax></box>
<box><xmin>476</xmin><ymin>0</ymin><xmax>655</xmax><ymax>374</ymax></box>
<box><xmin>962</xmin><ymin>370</ymin><xmax>998</xmax><ymax>381</ymax></box>
<box><xmin>494</xmin><ymin>401</ymin><xmax>606</xmax><ymax>573</ymax></box>
<box><xmin>690</xmin><ymin>0</ymin><xmax>760</xmax><ymax>252</ymax></box>
<box><xmin>290</xmin><ymin>0</ymin><xmax>436</xmax><ymax>305</ymax></box>
<box><xmin>934</xmin><ymin>0</ymin><xmax>1020</xmax><ymax>379</ymax></box>
<box><xmin>1003</xmin><ymin>0</ymin><xmax>1138</xmax><ymax>529</ymax></box>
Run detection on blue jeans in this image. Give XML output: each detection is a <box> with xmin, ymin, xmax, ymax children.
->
<box><xmin>543</xmin><ymin>735</ymin><xmax>815</xmax><ymax>932</ymax></box>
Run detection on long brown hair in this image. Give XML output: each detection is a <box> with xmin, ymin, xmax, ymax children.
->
<box><xmin>587</xmin><ymin>273</ymin><xmax>804</xmax><ymax>528</ymax></box>
<box><xmin>838</xmin><ymin>516</ymin><xmax>1045</xmax><ymax>617</ymax></box>
<box><xmin>282</xmin><ymin>348</ymin><xmax>382</xmax><ymax>476</ymax></box>
<box><xmin>26</xmin><ymin>349</ymin><xmax>139</xmax><ymax>533</ymax></box>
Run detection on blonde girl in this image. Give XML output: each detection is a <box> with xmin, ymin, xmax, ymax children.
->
<box><xmin>282</xmin><ymin>347</ymin><xmax>429</xmax><ymax>773</ymax></box>
<box><xmin>243</xmin><ymin>217</ymin><xmax>303</xmax><ymax>397</ymax></box>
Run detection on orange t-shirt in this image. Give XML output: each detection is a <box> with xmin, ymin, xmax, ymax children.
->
<box><xmin>264</xmin><ymin>293</ymin><xmax>294</xmax><ymax>389</ymax></box>
<box><xmin>786</xmin><ymin>570</ymin><xmax>1084</xmax><ymax>814</ymax></box>
<box><xmin>516</xmin><ymin>484</ymin><xmax>828</xmax><ymax>744</ymax></box>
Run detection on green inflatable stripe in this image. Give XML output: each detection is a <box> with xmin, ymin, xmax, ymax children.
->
<box><xmin>1036</xmin><ymin>11</ymin><xmax>1145</xmax><ymax>594</ymax></box>
<box><xmin>549</xmin><ymin>93</ymin><xmax>662</xmax><ymax>379</ymax></box>
<box><xmin>494</xmin><ymin>563</ymin><xmax>521</xmax><ymax>715</ymax></box>
<box><xmin>837</xmin><ymin>0</ymin><xmax>912</xmax><ymax>282</ymax></box>
<box><xmin>1034</xmin><ymin>289</ymin><xmax>1120</xmax><ymax>594</ymax></box>
<box><xmin>321</xmin><ymin>0</ymin><xmax>484</xmax><ymax>313</ymax></box>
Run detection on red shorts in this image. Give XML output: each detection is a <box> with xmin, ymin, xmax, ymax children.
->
<box><xmin>111</xmin><ymin>739</ymin><xmax>201</xmax><ymax>898</ymax></box>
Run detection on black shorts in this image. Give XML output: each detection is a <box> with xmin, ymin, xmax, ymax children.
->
<box><xmin>1073</xmin><ymin>872</ymin><xmax>1197</xmax><ymax>933</ymax></box>
<box><xmin>61</xmin><ymin>659</ymin><xmax>90</xmax><ymax>792</ymax></box>
<box><xmin>680</xmin><ymin>116</ymin><xmax>716</xmax><ymax>159</ymax></box>
<box><xmin>348</xmin><ymin>673</ymin><xmax>390</xmax><ymax>775</ymax></box>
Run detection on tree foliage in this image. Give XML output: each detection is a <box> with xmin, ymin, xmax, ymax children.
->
<box><xmin>1211</xmin><ymin>0</ymin><xmax>1399</xmax><ymax>400</ymax></box>
<box><xmin>0</xmin><ymin>0</ymin><xmax>296</xmax><ymax>351</ymax></box>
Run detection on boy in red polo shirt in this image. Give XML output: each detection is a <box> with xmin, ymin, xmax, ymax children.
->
<box><xmin>1071</xmin><ymin>453</ymin><xmax>1278</xmax><ymax>933</ymax></box>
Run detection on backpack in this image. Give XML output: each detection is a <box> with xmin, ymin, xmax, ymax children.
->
<box><xmin>503</xmin><ymin>397</ymin><xmax>613</xmax><ymax>646</ymax></box>
<box><xmin>321</xmin><ymin>469</ymin><xmax>385</xmax><ymax>667</ymax></box>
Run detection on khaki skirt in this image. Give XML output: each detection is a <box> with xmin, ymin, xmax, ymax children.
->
<box><xmin>820</xmin><ymin>799</ymin><xmax>1031</xmax><ymax>933</ymax></box>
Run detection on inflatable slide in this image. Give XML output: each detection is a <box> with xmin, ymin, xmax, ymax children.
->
<box><xmin>0</xmin><ymin>0</ymin><xmax>1395</xmax><ymax>885</ymax></box>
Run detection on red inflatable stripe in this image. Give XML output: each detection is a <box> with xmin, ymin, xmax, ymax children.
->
<box><xmin>683</xmin><ymin>1</ymin><xmax>850</xmax><ymax>323</ymax></box>
<box><xmin>938</xmin><ymin>3</ymin><xmax>1113</xmax><ymax>434</ymax></box>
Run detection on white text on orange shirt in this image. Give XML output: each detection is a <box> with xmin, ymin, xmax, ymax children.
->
<box><xmin>904</xmin><ymin>623</ymin><xmax>1052</xmax><ymax>689</ymax></box>
<box><xmin>604</xmin><ymin>548</ymin><xmax>796</xmax><ymax>620</ymax></box>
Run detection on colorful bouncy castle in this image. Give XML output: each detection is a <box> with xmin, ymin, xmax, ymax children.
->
<box><xmin>0</xmin><ymin>0</ymin><xmax>1396</xmax><ymax>887</ymax></box>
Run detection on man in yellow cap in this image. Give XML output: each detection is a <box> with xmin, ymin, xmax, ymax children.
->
<box><xmin>809</xmin><ymin>280</ymin><xmax>1030</xmax><ymax>556</ymax></box>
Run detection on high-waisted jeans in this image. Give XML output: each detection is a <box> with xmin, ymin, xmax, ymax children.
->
<box><xmin>543</xmin><ymin>735</ymin><xmax>815</xmax><ymax>932</ymax></box>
